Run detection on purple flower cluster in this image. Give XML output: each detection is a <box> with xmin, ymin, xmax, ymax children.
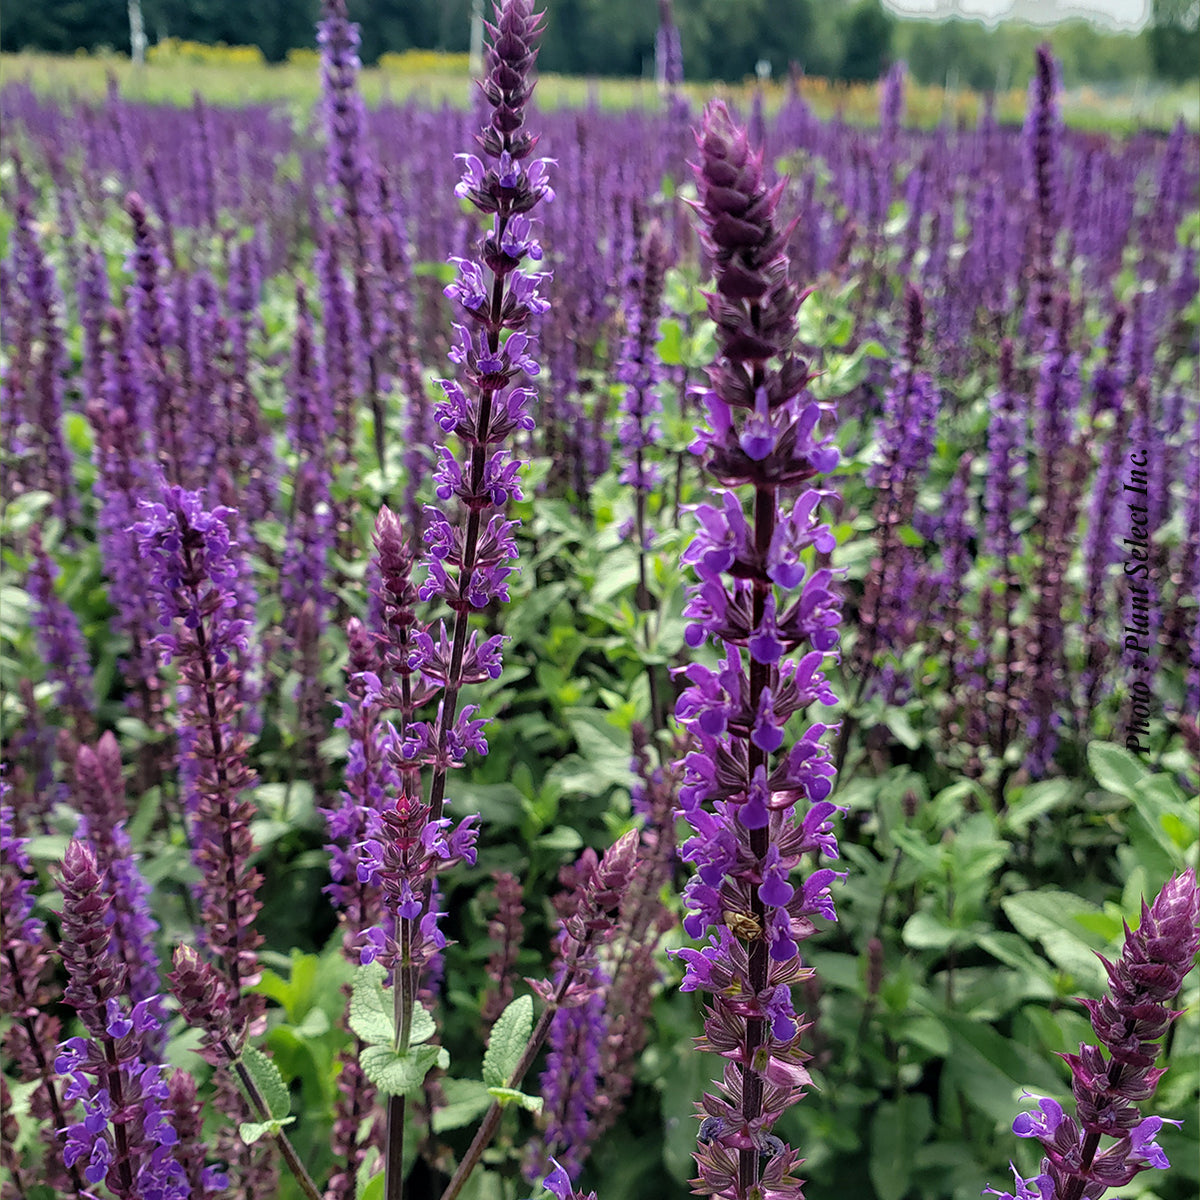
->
<box><xmin>88</xmin><ymin>307</ymin><xmax>165</xmax><ymax>730</ymax></box>
<box><xmin>535</xmin><ymin>983</ymin><xmax>606</xmax><ymax>1180</ymax></box>
<box><xmin>481</xmin><ymin>870</ymin><xmax>526</xmax><ymax>1028</ymax></box>
<box><xmin>281</xmin><ymin>283</ymin><xmax>335</xmax><ymax>653</ymax></box>
<box><xmin>615</xmin><ymin>218</ymin><xmax>670</xmax><ymax>542</ymax></box>
<box><xmin>991</xmin><ymin>869</ymin><xmax>1200</xmax><ymax>1200</ymax></box>
<box><xmin>133</xmin><ymin>487</ymin><xmax>264</xmax><ymax>1027</ymax></box>
<box><xmin>26</xmin><ymin>524</ymin><xmax>94</xmax><ymax>727</ymax></box>
<box><xmin>71</xmin><ymin>736</ymin><xmax>163</xmax><ymax>1021</ymax></box>
<box><xmin>858</xmin><ymin>285</ymin><xmax>939</xmax><ymax>701</ymax></box>
<box><xmin>655</xmin><ymin>0</ymin><xmax>684</xmax><ymax>89</ymax></box>
<box><xmin>3</xmin><ymin>173</ymin><xmax>77</xmax><ymax>524</ymax></box>
<box><xmin>323</xmin><ymin>618</ymin><xmax>395</xmax><ymax>938</ymax></box>
<box><xmin>1022</xmin><ymin>43</ymin><xmax>1064</xmax><ymax>346</ymax></box>
<box><xmin>318</xmin><ymin>0</ymin><xmax>389</xmax><ymax>470</ymax></box>
<box><xmin>318</xmin><ymin>0</ymin><xmax>370</xmax><ymax>227</ymax></box>
<box><xmin>355</xmin><ymin>781</ymin><xmax>479</xmax><ymax>974</ymax></box>
<box><xmin>350</xmin><ymin>2</ymin><xmax>552</xmax><ymax>965</ymax></box>
<box><xmin>54</xmin><ymin>840</ymin><xmax>195</xmax><ymax>1199</ymax></box>
<box><xmin>672</xmin><ymin>101</ymin><xmax>843</xmax><ymax>1200</ymax></box>
<box><xmin>1024</xmin><ymin>301</ymin><xmax>1083</xmax><ymax>777</ymax></box>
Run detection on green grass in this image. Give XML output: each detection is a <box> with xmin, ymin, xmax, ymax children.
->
<box><xmin>2</xmin><ymin>49</ymin><xmax>1196</xmax><ymax>132</ymax></box>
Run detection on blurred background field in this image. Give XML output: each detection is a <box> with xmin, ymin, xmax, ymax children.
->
<box><xmin>2</xmin><ymin>47</ymin><xmax>1197</xmax><ymax>133</ymax></box>
<box><xmin>2</xmin><ymin>0</ymin><xmax>1198</xmax><ymax>130</ymax></box>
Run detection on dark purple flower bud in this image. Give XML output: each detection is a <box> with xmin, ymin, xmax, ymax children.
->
<box><xmin>1021</xmin><ymin>44</ymin><xmax>1064</xmax><ymax>345</ymax></box>
<box><xmin>124</xmin><ymin>192</ymin><xmax>184</xmax><ymax>483</ymax></box>
<box><xmin>57</xmin><ymin>839</ymin><xmax>124</xmax><ymax>1038</ymax></box>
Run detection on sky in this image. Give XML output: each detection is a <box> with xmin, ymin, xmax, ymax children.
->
<box><xmin>882</xmin><ymin>0</ymin><xmax>1151</xmax><ymax>30</ymax></box>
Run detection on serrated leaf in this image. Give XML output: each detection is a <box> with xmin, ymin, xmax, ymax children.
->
<box><xmin>238</xmin><ymin>1047</ymin><xmax>291</xmax><ymax>1121</ymax></box>
<box><xmin>239</xmin><ymin>1116</ymin><xmax>295</xmax><ymax>1145</ymax></box>
<box><xmin>486</xmin><ymin>1086</ymin><xmax>543</xmax><ymax>1113</ymax></box>
<box><xmin>361</xmin><ymin>1043</ymin><xmax>445</xmax><ymax>1097</ymax></box>
<box><xmin>1088</xmin><ymin>742</ymin><xmax>1148</xmax><ymax>798</ymax></box>
<box><xmin>349</xmin><ymin>961</ymin><xmax>395</xmax><ymax>1046</ymax></box>
<box><xmin>408</xmin><ymin>1000</ymin><xmax>436</xmax><ymax>1046</ymax></box>
<box><xmin>483</xmin><ymin>994</ymin><xmax>533</xmax><ymax>1089</ymax></box>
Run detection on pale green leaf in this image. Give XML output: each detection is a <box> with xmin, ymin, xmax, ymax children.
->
<box><xmin>431</xmin><ymin>1079</ymin><xmax>493</xmax><ymax>1133</ymax></box>
<box><xmin>238</xmin><ymin>1116</ymin><xmax>295</xmax><ymax>1145</ymax></box>
<box><xmin>483</xmin><ymin>994</ymin><xmax>533</xmax><ymax>1089</ymax></box>
<box><xmin>349</xmin><ymin>961</ymin><xmax>394</xmax><ymax>1046</ymax></box>
<box><xmin>1088</xmin><ymin>742</ymin><xmax>1148</xmax><ymax>798</ymax></box>
<box><xmin>361</xmin><ymin>1043</ymin><xmax>445</xmax><ymax>1097</ymax></box>
<box><xmin>238</xmin><ymin>1047</ymin><xmax>291</xmax><ymax>1122</ymax></box>
<box><xmin>486</xmin><ymin>1086</ymin><xmax>543</xmax><ymax>1113</ymax></box>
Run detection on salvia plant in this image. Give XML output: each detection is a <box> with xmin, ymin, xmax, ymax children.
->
<box><xmin>0</xmin><ymin>6</ymin><xmax>1198</xmax><ymax>1200</ymax></box>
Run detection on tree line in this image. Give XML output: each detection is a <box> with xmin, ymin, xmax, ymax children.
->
<box><xmin>3</xmin><ymin>0</ymin><xmax>1196</xmax><ymax>85</ymax></box>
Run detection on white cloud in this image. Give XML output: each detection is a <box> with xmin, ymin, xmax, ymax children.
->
<box><xmin>882</xmin><ymin>0</ymin><xmax>1150</xmax><ymax>31</ymax></box>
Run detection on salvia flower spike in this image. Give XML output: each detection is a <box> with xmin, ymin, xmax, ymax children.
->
<box><xmin>989</xmin><ymin>869</ymin><xmax>1200</xmax><ymax>1200</ymax></box>
<box><xmin>672</xmin><ymin>99</ymin><xmax>844</xmax><ymax>1200</ymax></box>
<box><xmin>348</xmin><ymin>6</ymin><xmax>551</xmax><ymax>1198</ymax></box>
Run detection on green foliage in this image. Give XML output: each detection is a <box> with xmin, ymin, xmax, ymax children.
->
<box><xmin>1150</xmin><ymin>0</ymin><xmax>1200</xmax><ymax>82</ymax></box>
<box><xmin>236</xmin><ymin>1046</ymin><xmax>292</xmax><ymax>1122</ymax></box>
<box><xmin>361</xmin><ymin>1042</ymin><xmax>447</xmax><ymax>1097</ymax></box>
<box><xmin>482</xmin><ymin>995</ymin><xmax>533</xmax><ymax>1089</ymax></box>
<box><xmin>2</xmin><ymin>117</ymin><xmax>1196</xmax><ymax>1200</ymax></box>
<box><xmin>839</xmin><ymin>0</ymin><xmax>895</xmax><ymax>83</ymax></box>
<box><xmin>348</xmin><ymin>960</ymin><xmax>446</xmax><ymax>1097</ymax></box>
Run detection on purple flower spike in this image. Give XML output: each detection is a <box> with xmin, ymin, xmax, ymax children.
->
<box><xmin>340</xmin><ymin>6</ymin><xmax>550</xmax><ymax>1187</ymax></box>
<box><xmin>671</xmin><ymin>100</ymin><xmax>843</xmax><ymax>1200</ymax></box>
<box><xmin>56</xmin><ymin>840</ymin><xmax>190</xmax><ymax>1199</ymax></box>
<box><xmin>998</xmin><ymin>870</ymin><xmax>1200</xmax><ymax>1200</ymax></box>
<box><xmin>134</xmin><ymin>487</ymin><xmax>264</xmax><ymax>1035</ymax></box>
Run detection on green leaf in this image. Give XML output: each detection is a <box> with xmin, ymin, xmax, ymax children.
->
<box><xmin>485</xmin><ymin>1086</ymin><xmax>544</xmax><ymax>1113</ymax></box>
<box><xmin>360</xmin><ymin>1043</ymin><xmax>446</xmax><ymax>1097</ymax></box>
<box><xmin>431</xmin><ymin>1079</ymin><xmax>493</xmax><ymax>1133</ymax></box>
<box><xmin>1088</xmin><ymin>742</ymin><xmax>1148</xmax><ymax>798</ymax></box>
<box><xmin>349</xmin><ymin>961</ymin><xmax>394</xmax><ymax>1046</ymax></box>
<box><xmin>483</xmin><ymin>994</ymin><xmax>533</xmax><ymax>1089</ymax></box>
<box><xmin>295</xmin><ymin>1007</ymin><xmax>331</xmax><ymax>1039</ymax></box>
<box><xmin>358</xmin><ymin>1173</ymin><xmax>384</xmax><ymax>1200</ymax></box>
<box><xmin>535</xmin><ymin>826</ymin><xmax>584</xmax><ymax>853</ymax></box>
<box><xmin>1003</xmin><ymin>779</ymin><xmax>1074</xmax><ymax>835</ymax></box>
<box><xmin>902</xmin><ymin>911</ymin><xmax>960</xmax><ymax>951</ymax></box>
<box><xmin>238</xmin><ymin>1047</ymin><xmax>291</xmax><ymax>1122</ymax></box>
<box><xmin>656</xmin><ymin>318</ymin><xmax>684</xmax><ymax>366</ymax></box>
<box><xmin>408</xmin><ymin>1000</ymin><xmax>437</xmax><ymax>1046</ymax></box>
<box><xmin>238</xmin><ymin>1116</ymin><xmax>295</xmax><ymax>1145</ymax></box>
<box><xmin>884</xmin><ymin>708</ymin><xmax>921</xmax><ymax>751</ymax></box>
<box><xmin>1000</xmin><ymin>891</ymin><xmax>1108</xmax><ymax>992</ymax></box>
<box><xmin>869</xmin><ymin>1095</ymin><xmax>932</xmax><ymax>1200</ymax></box>
<box><xmin>938</xmin><ymin>1012</ymin><xmax>1062</xmax><ymax>1126</ymax></box>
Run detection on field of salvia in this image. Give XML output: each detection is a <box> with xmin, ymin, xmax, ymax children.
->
<box><xmin>1</xmin><ymin>3</ymin><xmax>1198</xmax><ymax>1200</ymax></box>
